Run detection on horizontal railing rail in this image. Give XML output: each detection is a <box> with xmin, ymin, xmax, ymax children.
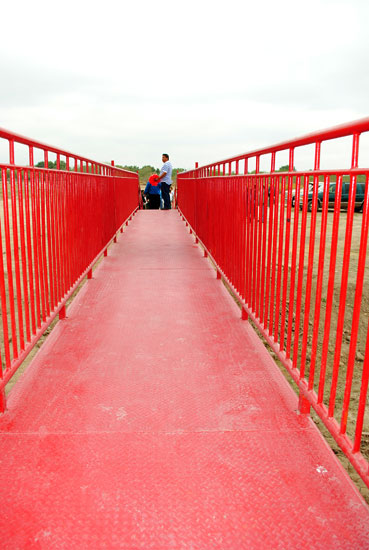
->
<box><xmin>177</xmin><ymin>117</ymin><xmax>369</xmax><ymax>488</ymax></box>
<box><xmin>0</xmin><ymin>129</ymin><xmax>140</xmax><ymax>410</ymax></box>
<box><xmin>0</xmin><ymin>127</ymin><xmax>127</xmax><ymax>176</ymax></box>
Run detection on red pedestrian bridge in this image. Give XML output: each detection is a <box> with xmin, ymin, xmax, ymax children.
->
<box><xmin>0</xmin><ymin>121</ymin><xmax>369</xmax><ymax>548</ymax></box>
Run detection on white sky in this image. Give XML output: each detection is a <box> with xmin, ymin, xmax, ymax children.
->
<box><xmin>0</xmin><ymin>0</ymin><xmax>368</xmax><ymax>171</ymax></box>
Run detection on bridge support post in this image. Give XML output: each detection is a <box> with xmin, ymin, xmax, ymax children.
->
<box><xmin>59</xmin><ymin>305</ymin><xmax>66</xmax><ymax>320</ymax></box>
<box><xmin>0</xmin><ymin>389</ymin><xmax>6</xmax><ymax>413</ymax></box>
<box><xmin>216</xmin><ymin>270</ymin><xmax>221</xmax><ymax>280</ymax></box>
<box><xmin>298</xmin><ymin>393</ymin><xmax>311</xmax><ymax>414</ymax></box>
<box><xmin>87</xmin><ymin>269</ymin><xmax>93</xmax><ymax>280</ymax></box>
<box><xmin>104</xmin><ymin>249</ymin><xmax>108</xmax><ymax>257</ymax></box>
<box><xmin>204</xmin><ymin>250</ymin><xmax>208</xmax><ymax>258</ymax></box>
<box><xmin>241</xmin><ymin>307</ymin><xmax>248</xmax><ymax>320</ymax></box>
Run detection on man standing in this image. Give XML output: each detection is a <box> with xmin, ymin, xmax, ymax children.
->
<box><xmin>158</xmin><ymin>153</ymin><xmax>173</xmax><ymax>209</ymax></box>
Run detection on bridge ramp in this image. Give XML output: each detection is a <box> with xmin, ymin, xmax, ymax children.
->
<box><xmin>0</xmin><ymin>210</ymin><xmax>368</xmax><ymax>548</ymax></box>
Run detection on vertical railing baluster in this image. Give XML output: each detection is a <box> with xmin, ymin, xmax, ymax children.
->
<box><xmin>17</xmin><ymin>169</ymin><xmax>30</xmax><ymax>343</ymax></box>
<box><xmin>269</xmin><ymin>175</ymin><xmax>279</xmax><ymax>337</ymax></box>
<box><xmin>286</xmin><ymin>175</ymin><xmax>300</xmax><ymax>359</ymax></box>
<box><xmin>3</xmin><ymin>159</ymin><xmax>18</xmax><ymax>360</ymax></box>
<box><xmin>293</xmin><ymin>175</ymin><xmax>309</xmax><ymax>369</ymax></box>
<box><xmin>309</xmin><ymin>175</ymin><xmax>330</xmax><ymax>392</ymax></box>
<box><xmin>340</xmin><ymin>133</ymin><xmax>362</xmax><ymax>434</ymax></box>
<box><xmin>318</xmin><ymin>175</ymin><xmax>343</xmax><ymax>404</ymax></box>
<box><xmin>10</xmin><ymin>164</ymin><xmax>25</xmax><ymax>351</ymax></box>
<box><xmin>0</xmin><ymin>169</ymin><xmax>11</xmax><ymax>369</ymax></box>
<box><xmin>280</xmin><ymin>150</ymin><xmax>294</xmax><ymax>351</ymax></box>
<box><xmin>274</xmin><ymin>174</ymin><xmax>285</xmax><ymax>343</ymax></box>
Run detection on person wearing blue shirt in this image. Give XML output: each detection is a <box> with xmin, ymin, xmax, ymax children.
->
<box><xmin>144</xmin><ymin>177</ymin><xmax>161</xmax><ymax>209</ymax></box>
<box><xmin>157</xmin><ymin>153</ymin><xmax>173</xmax><ymax>210</ymax></box>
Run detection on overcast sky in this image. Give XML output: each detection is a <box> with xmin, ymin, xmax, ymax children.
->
<box><xmin>0</xmin><ymin>0</ymin><xmax>368</xmax><ymax>171</ymax></box>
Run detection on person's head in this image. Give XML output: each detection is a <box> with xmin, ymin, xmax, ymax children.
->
<box><xmin>162</xmin><ymin>153</ymin><xmax>169</xmax><ymax>162</ymax></box>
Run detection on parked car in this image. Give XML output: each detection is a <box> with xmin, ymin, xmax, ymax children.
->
<box><xmin>291</xmin><ymin>183</ymin><xmax>322</xmax><ymax>208</ymax></box>
<box><xmin>299</xmin><ymin>182</ymin><xmax>366</xmax><ymax>212</ymax></box>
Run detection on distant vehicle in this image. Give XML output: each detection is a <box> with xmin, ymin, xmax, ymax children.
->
<box><xmin>299</xmin><ymin>182</ymin><xmax>366</xmax><ymax>212</ymax></box>
<box><xmin>291</xmin><ymin>183</ymin><xmax>321</xmax><ymax>207</ymax></box>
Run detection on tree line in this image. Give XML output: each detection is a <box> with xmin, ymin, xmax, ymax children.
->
<box><xmin>117</xmin><ymin>165</ymin><xmax>186</xmax><ymax>187</ymax></box>
<box><xmin>34</xmin><ymin>161</ymin><xmax>366</xmax><ymax>185</ymax></box>
<box><xmin>35</xmin><ymin>161</ymin><xmax>186</xmax><ymax>186</ymax></box>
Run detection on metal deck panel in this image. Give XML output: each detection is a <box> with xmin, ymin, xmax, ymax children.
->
<box><xmin>0</xmin><ymin>210</ymin><xmax>368</xmax><ymax>549</ymax></box>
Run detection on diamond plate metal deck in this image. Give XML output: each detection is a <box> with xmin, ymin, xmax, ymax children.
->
<box><xmin>0</xmin><ymin>210</ymin><xmax>368</xmax><ymax>549</ymax></box>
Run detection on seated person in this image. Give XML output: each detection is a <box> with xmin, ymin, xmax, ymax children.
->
<box><xmin>144</xmin><ymin>175</ymin><xmax>161</xmax><ymax>209</ymax></box>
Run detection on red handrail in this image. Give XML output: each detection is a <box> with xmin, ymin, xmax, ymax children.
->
<box><xmin>0</xmin><ymin>127</ymin><xmax>128</xmax><ymax>177</ymax></box>
<box><xmin>177</xmin><ymin>117</ymin><xmax>369</xmax><ymax>488</ymax></box>
<box><xmin>186</xmin><ymin>117</ymin><xmax>369</xmax><ymax>177</ymax></box>
<box><xmin>0</xmin><ymin>129</ymin><xmax>140</xmax><ymax>410</ymax></box>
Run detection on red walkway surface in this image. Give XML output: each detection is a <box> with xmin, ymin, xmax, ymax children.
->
<box><xmin>0</xmin><ymin>210</ymin><xmax>368</xmax><ymax>549</ymax></box>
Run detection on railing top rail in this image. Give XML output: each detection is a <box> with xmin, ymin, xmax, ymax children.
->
<box><xmin>184</xmin><ymin>116</ymin><xmax>369</xmax><ymax>173</ymax></box>
<box><xmin>0</xmin><ymin>126</ymin><xmax>136</xmax><ymax>175</ymax></box>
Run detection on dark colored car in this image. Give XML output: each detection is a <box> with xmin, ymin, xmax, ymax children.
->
<box><xmin>299</xmin><ymin>182</ymin><xmax>366</xmax><ymax>212</ymax></box>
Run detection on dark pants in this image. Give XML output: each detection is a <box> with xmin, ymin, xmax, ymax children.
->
<box><xmin>161</xmin><ymin>183</ymin><xmax>171</xmax><ymax>209</ymax></box>
<box><xmin>148</xmin><ymin>194</ymin><xmax>161</xmax><ymax>209</ymax></box>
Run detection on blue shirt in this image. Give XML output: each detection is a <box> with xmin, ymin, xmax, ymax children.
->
<box><xmin>160</xmin><ymin>161</ymin><xmax>173</xmax><ymax>185</ymax></box>
<box><xmin>144</xmin><ymin>181</ymin><xmax>161</xmax><ymax>195</ymax></box>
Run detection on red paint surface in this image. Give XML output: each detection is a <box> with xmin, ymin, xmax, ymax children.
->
<box><xmin>0</xmin><ymin>211</ymin><xmax>368</xmax><ymax>549</ymax></box>
<box><xmin>177</xmin><ymin>119</ymin><xmax>369</xmax><ymax>484</ymax></box>
<box><xmin>0</xmin><ymin>128</ymin><xmax>140</xmax><ymax>403</ymax></box>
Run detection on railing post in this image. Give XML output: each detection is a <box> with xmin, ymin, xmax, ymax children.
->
<box><xmin>9</xmin><ymin>139</ymin><xmax>15</xmax><ymax>165</ymax></box>
<box><xmin>298</xmin><ymin>393</ymin><xmax>311</xmax><ymax>414</ymax></box>
<box><xmin>297</xmin><ymin>144</ymin><xmax>317</xmax><ymax>416</ymax></box>
<box><xmin>29</xmin><ymin>146</ymin><xmax>34</xmax><ymax>167</ymax></box>
<box><xmin>0</xmin><ymin>387</ymin><xmax>6</xmax><ymax>413</ymax></box>
<box><xmin>351</xmin><ymin>133</ymin><xmax>360</xmax><ymax>169</ymax></box>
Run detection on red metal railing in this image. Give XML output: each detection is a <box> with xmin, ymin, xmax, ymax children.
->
<box><xmin>0</xmin><ymin>129</ymin><xmax>140</xmax><ymax>410</ymax></box>
<box><xmin>177</xmin><ymin>117</ymin><xmax>369</xmax><ymax>488</ymax></box>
